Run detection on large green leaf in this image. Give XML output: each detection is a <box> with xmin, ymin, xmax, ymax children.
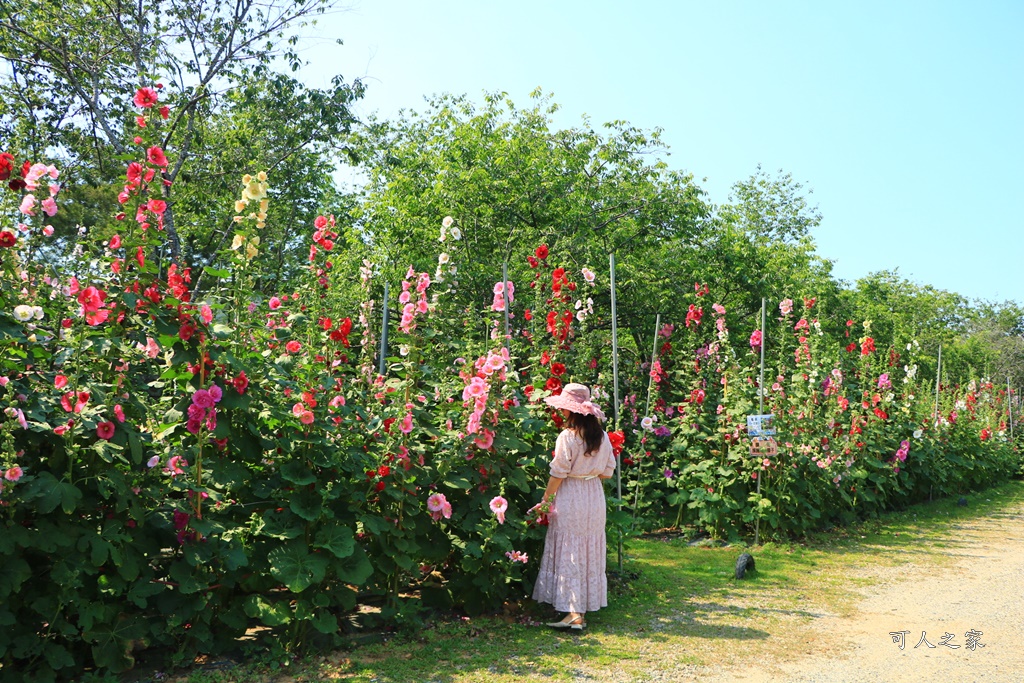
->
<box><xmin>268</xmin><ymin>542</ymin><xmax>328</xmax><ymax>592</ymax></box>
<box><xmin>289</xmin><ymin>489</ymin><xmax>323</xmax><ymax>521</ymax></box>
<box><xmin>313</xmin><ymin>524</ymin><xmax>355</xmax><ymax>559</ymax></box>
<box><xmin>281</xmin><ymin>461</ymin><xmax>317</xmax><ymax>485</ymax></box>
<box><xmin>0</xmin><ymin>557</ymin><xmax>31</xmax><ymax>598</ymax></box>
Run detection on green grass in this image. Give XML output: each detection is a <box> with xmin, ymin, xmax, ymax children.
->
<box><xmin>142</xmin><ymin>482</ymin><xmax>1024</xmax><ymax>683</ymax></box>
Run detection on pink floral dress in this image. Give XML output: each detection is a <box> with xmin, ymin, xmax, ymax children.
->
<box><xmin>532</xmin><ymin>429</ymin><xmax>617</xmax><ymax>614</ymax></box>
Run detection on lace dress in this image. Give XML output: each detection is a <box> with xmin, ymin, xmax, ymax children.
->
<box><xmin>532</xmin><ymin>429</ymin><xmax>617</xmax><ymax>614</ymax></box>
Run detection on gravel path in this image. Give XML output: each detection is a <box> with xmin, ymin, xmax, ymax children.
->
<box><xmin>696</xmin><ymin>504</ymin><xmax>1024</xmax><ymax>683</ymax></box>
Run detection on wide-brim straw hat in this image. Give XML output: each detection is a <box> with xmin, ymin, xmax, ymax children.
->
<box><xmin>543</xmin><ymin>382</ymin><xmax>606</xmax><ymax>421</ymax></box>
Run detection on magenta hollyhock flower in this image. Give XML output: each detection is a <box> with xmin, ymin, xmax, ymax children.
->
<box><xmin>208</xmin><ymin>384</ymin><xmax>223</xmax><ymax>403</ymax></box>
<box><xmin>192</xmin><ymin>389</ymin><xmax>214</xmax><ymax>409</ymax></box>
<box><xmin>750</xmin><ymin>329</ymin><xmax>762</xmax><ymax>350</ymax></box>
<box><xmin>96</xmin><ymin>421</ymin><xmax>115</xmax><ymax>440</ymax></box>
<box><xmin>877</xmin><ymin>373</ymin><xmax>891</xmax><ymax>389</ymax></box>
<box><xmin>400</xmin><ymin>410</ymin><xmax>414</xmax><ymax>434</ymax></box>
<box><xmin>185</xmin><ymin>419</ymin><xmax>203</xmax><ymax>435</ymax></box>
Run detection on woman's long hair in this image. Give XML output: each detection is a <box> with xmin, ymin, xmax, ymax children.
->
<box><xmin>566</xmin><ymin>410</ymin><xmax>604</xmax><ymax>455</ymax></box>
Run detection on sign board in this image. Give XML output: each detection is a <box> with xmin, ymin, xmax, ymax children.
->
<box><xmin>746</xmin><ymin>414</ymin><xmax>775</xmax><ymax>437</ymax></box>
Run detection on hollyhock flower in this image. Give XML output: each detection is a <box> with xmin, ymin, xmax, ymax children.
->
<box><xmin>165</xmin><ymin>455</ymin><xmax>188</xmax><ymax>477</ymax></box>
<box><xmin>449</xmin><ymin>227</ymin><xmax>461</xmax><ymax>240</ymax></box>
<box><xmin>442</xmin><ymin>216</ymin><xmax>454</xmax><ymax>229</ymax></box>
<box><xmin>400</xmin><ymin>410</ymin><xmax>414</xmax><ymax>434</ymax></box>
<box><xmin>4</xmin><ymin>466</ymin><xmax>23</xmax><ymax>482</ymax></box>
<box><xmin>663</xmin><ymin>468</ymin><xmax>674</xmax><ymax>479</ymax></box>
<box><xmin>232</xmin><ymin>371</ymin><xmax>249</xmax><ymax>394</ymax></box>
<box><xmin>779</xmin><ymin>298</ymin><xmax>793</xmax><ymax>315</ymax></box>
<box><xmin>861</xmin><ymin>337</ymin><xmax>876</xmax><ymax>355</ymax></box>
<box><xmin>506</xmin><ymin>550</ymin><xmax>528</xmax><ymax>563</ymax></box>
<box><xmin>146</xmin><ymin>146</ymin><xmax>168</xmax><ymax>167</ymax></box>
<box><xmin>286</xmin><ymin>340</ymin><xmax>301</xmax><ymax>353</ymax></box>
<box><xmin>54</xmin><ymin>375</ymin><xmax>68</xmax><ymax>390</ymax></box>
<box><xmin>13</xmin><ymin>305</ymin><xmax>34</xmax><ymax>322</ymax></box>
<box><xmin>794</xmin><ymin>318</ymin><xmax>809</xmax><ymax>331</ymax></box>
<box><xmin>712</xmin><ymin>303</ymin><xmax>726</xmax><ymax>315</ymax></box>
<box><xmin>19</xmin><ymin>194</ymin><xmax>36</xmax><ymax>215</ymax></box>
<box><xmin>114</xmin><ymin>404</ymin><xmax>126</xmax><ymax>423</ymax></box>
<box><xmin>96</xmin><ymin>421</ymin><xmax>115</xmax><ymax>440</ymax></box>
<box><xmin>134</xmin><ymin>87</ymin><xmax>159</xmax><ymax>108</ymax></box>
<box><xmin>147</xmin><ymin>455</ymin><xmax>160</xmax><ymax>468</ymax></box>
<box><xmin>654</xmin><ymin>426</ymin><xmax>671</xmax><ymax>437</ymax></box>
<box><xmin>913</xmin><ymin>429</ymin><xmax>923</xmax><ymax>439</ymax></box>
<box><xmin>199</xmin><ymin>304</ymin><xmax>213</xmax><ymax>325</ymax></box>
<box><xmin>192</xmin><ymin>389</ymin><xmax>214</xmax><ymax>408</ymax></box>
<box><xmin>581</xmin><ymin>267</ymin><xmax>595</xmax><ymax>283</ymax></box>
<box><xmin>41</xmin><ymin>197</ymin><xmax>58</xmax><ymax>216</ymax></box>
<box><xmin>159</xmin><ymin>106</ymin><xmax>170</xmax><ymax>119</ymax></box>
<box><xmin>489</xmin><ymin>496</ymin><xmax>508</xmax><ymax>524</ymax></box>
<box><xmin>299</xmin><ymin>410</ymin><xmax>314</xmax><ymax>425</ymax></box>
<box><xmin>208</xmin><ymin>384</ymin><xmax>223</xmax><ymax>403</ymax></box>
<box><xmin>474</xmin><ymin>429</ymin><xmax>494</xmax><ymax>449</ymax></box>
<box><xmin>0</xmin><ymin>230</ymin><xmax>16</xmax><ymax>247</ymax></box>
<box><xmin>640</xmin><ymin>416</ymin><xmax>655</xmax><ymax>431</ymax></box>
<box><xmin>877</xmin><ymin>374</ymin><xmax>891</xmax><ymax>389</ymax></box>
<box><xmin>535</xmin><ymin>244</ymin><xmax>549</xmax><ymax>260</ymax></box>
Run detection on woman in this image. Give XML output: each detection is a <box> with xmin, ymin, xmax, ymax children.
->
<box><xmin>532</xmin><ymin>382</ymin><xmax>617</xmax><ymax>630</ymax></box>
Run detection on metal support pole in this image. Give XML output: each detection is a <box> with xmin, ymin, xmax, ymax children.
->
<box><xmin>755</xmin><ymin>297</ymin><xmax>766</xmax><ymax>547</ymax></box>
<box><xmin>378</xmin><ymin>282</ymin><xmax>389</xmax><ymax>376</ymax></box>
<box><xmin>1008</xmin><ymin>377</ymin><xmax>1013</xmax><ymax>441</ymax></box>
<box><xmin>645</xmin><ymin>313</ymin><xmax>662</xmax><ymax>417</ymax></box>
<box><xmin>610</xmin><ymin>253</ymin><xmax>622</xmax><ymax>571</ymax></box>
<box><xmin>502</xmin><ymin>260</ymin><xmax>511</xmax><ymax>350</ymax></box>
<box><xmin>934</xmin><ymin>345</ymin><xmax>942</xmax><ymax>424</ymax></box>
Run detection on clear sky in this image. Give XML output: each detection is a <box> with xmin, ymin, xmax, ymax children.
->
<box><xmin>295</xmin><ymin>1</ymin><xmax>1023</xmax><ymax>304</ymax></box>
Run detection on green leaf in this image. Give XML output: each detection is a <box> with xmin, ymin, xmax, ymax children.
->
<box><xmin>281</xmin><ymin>461</ymin><xmax>317</xmax><ymax>485</ymax></box>
<box><xmin>0</xmin><ymin>557</ymin><xmax>31</xmax><ymax>598</ymax></box>
<box><xmin>83</xmin><ymin>616</ymin><xmax>143</xmax><ymax>672</ymax></box>
<box><xmin>313</xmin><ymin>524</ymin><xmax>355</xmax><ymax>559</ymax></box>
<box><xmin>289</xmin><ymin>489</ymin><xmax>323</xmax><ymax>521</ymax></box>
<box><xmin>333</xmin><ymin>547</ymin><xmax>374</xmax><ymax>586</ymax></box>
<box><xmin>268</xmin><ymin>542</ymin><xmax>328</xmax><ymax>593</ymax></box>
<box><xmin>244</xmin><ymin>595</ymin><xmax>292</xmax><ymax>626</ymax></box>
<box><xmin>128</xmin><ymin>432</ymin><xmax>144</xmax><ymax>465</ymax></box>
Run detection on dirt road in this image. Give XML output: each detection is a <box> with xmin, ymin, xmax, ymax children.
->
<box><xmin>702</xmin><ymin>505</ymin><xmax>1024</xmax><ymax>683</ymax></box>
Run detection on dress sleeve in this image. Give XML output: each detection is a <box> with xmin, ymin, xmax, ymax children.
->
<box><xmin>549</xmin><ymin>430</ymin><xmax>573</xmax><ymax>479</ymax></box>
<box><xmin>602</xmin><ymin>433</ymin><xmax>617</xmax><ymax>477</ymax></box>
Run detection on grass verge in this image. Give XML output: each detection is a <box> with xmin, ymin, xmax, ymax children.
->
<box><xmin>131</xmin><ymin>482</ymin><xmax>1024</xmax><ymax>683</ymax></box>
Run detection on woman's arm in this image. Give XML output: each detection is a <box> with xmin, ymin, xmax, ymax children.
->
<box><xmin>542</xmin><ymin>475</ymin><xmax>563</xmax><ymax>503</ymax></box>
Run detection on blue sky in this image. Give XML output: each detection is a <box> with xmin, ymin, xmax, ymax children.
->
<box><xmin>297</xmin><ymin>1</ymin><xmax>1023</xmax><ymax>303</ymax></box>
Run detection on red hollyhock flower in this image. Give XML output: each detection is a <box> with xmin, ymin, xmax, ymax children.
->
<box><xmin>845</xmin><ymin>342</ymin><xmax>857</xmax><ymax>353</ymax></box>
<box><xmin>97</xmin><ymin>421</ymin><xmax>116</xmax><ymax>440</ymax></box>
<box><xmin>544</xmin><ymin>376</ymin><xmax>562</xmax><ymax>393</ymax></box>
<box><xmin>232</xmin><ymin>371</ymin><xmax>249</xmax><ymax>394</ymax></box>
<box><xmin>535</xmin><ymin>244</ymin><xmax>549</xmax><ymax>260</ymax></box>
<box><xmin>861</xmin><ymin>337</ymin><xmax>876</xmax><ymax>355</ymax></box>
<box><xmin>0</xmin><ymin>230</ymin><xmax>16</xmax><ymax>248</ymax></box>
<box><xmin>524</xmin><ymin>309</ymin><xmax>532</xmax><ymax>321</ymax></box>
<box><xmin>526</xmin><ymin>255</ymin><xmax>538</xmax><ymax>268</ymax></box>
<box><xmin>550</xmin><ymin>362</ymin><xmax>566</xmax><ymax>377</ymax></box>
<box><xmin>0</xmin><ymin>152</ymin><xmax>14</xmax><ymax>181</ymax></box>
<box><xmin>607</xmin><ymin>430</ymin><xmax>625</xmax><ymax>456</ymax></box>
<box><xmin>159</xmin><ymin>106</ymin><xmax>170</xmax><ymax>120</ymax></box>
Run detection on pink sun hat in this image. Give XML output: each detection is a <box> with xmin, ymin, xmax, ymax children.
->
<box><xmin>543</xmin><ymin>382</ymin><xmax>606</xmax><ymax>421</ymax></box>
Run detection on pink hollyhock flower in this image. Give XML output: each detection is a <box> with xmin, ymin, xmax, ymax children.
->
<box><xmin>399</xmin><ymin>291</ymin><xmax>411</xmax><ymax>304</ymax></box>
<box><xmin>400</xmin><ymin>410</ymin><xmax>414</xmax><ymax>434</ymax></box>
<box><xmin>877</xmin><ymin>373</ymin><xmax>891</xmax><ymax>389</ymax></box>
<box><xmin>41</xmin><ymin>197</ymin><xmax>58</xmax><ymax>216</ymax></box>
<box><xmin>713</xmin><ymin>303</ymin><xmax>726</xmax><ymax>315</ymax></box>
<box><xmin>19</xmin><ymin>194</ymin><xmax>36</xmax><ymax>215</ymax></box>
<box><xmin>489</xmin><ymin>495</ymin><xmax>508</xmax><ymax>524</ymax></box>
<box><xmin>134</xmin><ymin>87</ymin><xmax>159</xmax><ymax>108</ymax></box>
<box><xmin>43</xmin><ymin>225</ymin><xmax>54</xmax><ymax>236</ymax></box>
<box><xmin>114</xmin><ymin>404</ymin><xmax>126</xmax><ymax>423</ymax></box>
<box><xmin>147</xmin><ymin>455</ymin><xmax>160</xmax><ymax>468</ymax></box>
<box><xmin>286</xmin><ymin>340</ymin><xmax>301</xmax><ymax>353</ymax></box>
<box><xmin>146</xmin><ymin>146</ymin><xmax>168</xmax><ymax>167</ymax></box>
<box><xmin>506</xmin><ymin>550</ymin><xmax>528</xmax><ymax>563</ymax></box>
<box><xmin>474</xmin><ymin>429</ymin><xmax>494</xmax><ymax>450</ymax></box>
<box><xmin>4</xmin><ymin>466</ymin><xmax>23</xmax><ymax>482</ymax></box>
<box><xmin>779</xmin><ymin>298</ymin><xmax>793</xmax><ymax>316</ymax></box>
<box><xmin>208</xmin><ymin>384</ymin><xmax>223</xmax><ymax>403</ymax></box>
<box><xmin>300</xmin><ymin>410</ymin><xmax>314</xmax><ymax>425</ymax></box>
<box><xmin>165</xmin><ymin>455</ymin><xmax>188</xmax><ymax>476</ymax></box>
<box><xmin>269</xmin><ymin>296</ymin><xmax>281</xmax><ymax>310</ymax></box>
<box><xmin>200</xmin><ymin>304</ymin><xmax>213</xmax><ymax>324</ymax></box>
<box><xmin>96</xmin><ymin>421</ymin><xmax>115</xmax><ymax>440</ymax></box>
<box><xmin>54</xmin><ymin>375</ymin><xmax>68</xmax><ymax>389</ymax></box>
<box><xmin>749</xmin><ymin>329</ymin><xmax>762</xmax><ymax>350</ymax></box>
<box><xmin>186</xmin><ymin>418</ymin><xmax>203</xmax><ymax>434</ymax></box>
<box><xmin>141</xmin><ymin>337</ymin><xmax>160</xmax><ymax>358</ymax></box>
